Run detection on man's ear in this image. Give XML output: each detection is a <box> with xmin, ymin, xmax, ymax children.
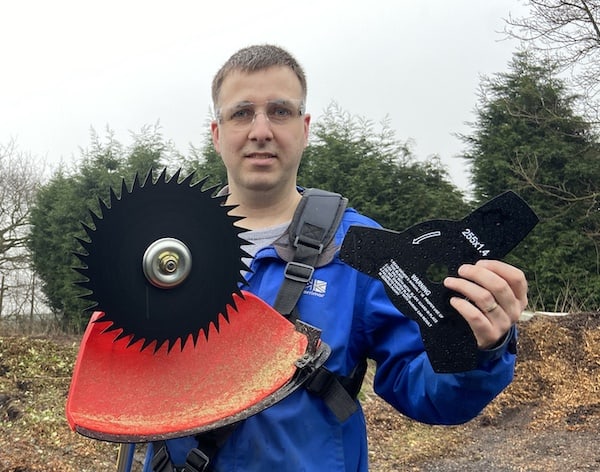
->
<box><xmin>210</xmin><ymin>121</ymin><xmax>220</xmax><ymax>153</ymax></box>
<box><xmin>303</xmin><ymin>113</ymin><xmax>311</xmax><ymax>147</ymax></box>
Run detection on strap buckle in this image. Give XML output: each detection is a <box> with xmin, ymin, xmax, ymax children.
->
<box><xmin>151</xmin><ymin>443</ymin><xmax>171</xmax><ymax>472</ymax></box>
<box><xmin>183</xmin><ymin>447</ymin><xmax>210</xmax><ymax>472</ymax></box>
<box><xmin>293</xmin><ymin>235</ymin><xmax>324</xmax><ymax>254</ymax></box>
<box><xmin>284</xmin><ymin>261</ymin><xmax>314</xmax><ymax>283</ymax></box>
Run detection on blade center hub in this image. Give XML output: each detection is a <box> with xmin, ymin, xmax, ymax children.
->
<box><xmin>143</xmin><ymin>237</ymin><xmax>192</xmax><ymax>289</ymax></box>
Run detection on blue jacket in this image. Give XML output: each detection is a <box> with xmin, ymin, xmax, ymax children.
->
<box><xmin>143</xmin><ymin>207</ymin><xmax>516</xmax><ymax>471</ymax></box>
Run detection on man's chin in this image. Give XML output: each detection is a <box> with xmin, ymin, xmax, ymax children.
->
<box><xmin>246</xmin><ymin>182</ymin><xmax>280</xmax><ymax>193</ymax></box>
<box><xmin>239</xmin><ymin>176</ymin><xmax>282</xmax><ymax>193</ymax></box>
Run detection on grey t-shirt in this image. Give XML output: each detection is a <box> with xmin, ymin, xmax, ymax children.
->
<box><xmin>240</xmin><ymin>222</ymin><xmax>289</xmax><ymax>271</ymax></box>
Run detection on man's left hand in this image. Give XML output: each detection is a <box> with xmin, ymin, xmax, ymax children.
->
<box><xmin>443</xmin><ymin>260</ymin><xmax>527</xmax><ymax>350</ymax></box>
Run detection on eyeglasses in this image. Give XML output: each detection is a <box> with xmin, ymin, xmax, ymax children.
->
<box><xmin>216</xmin><ymin>99</ymin><xmax>305</xmax><ymax>127</ymax></box>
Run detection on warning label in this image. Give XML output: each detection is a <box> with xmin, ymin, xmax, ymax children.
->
<box><xmin>378</xmin><ymin>259</ymin><xmax>444</xmax><ymax>328</ymax></box>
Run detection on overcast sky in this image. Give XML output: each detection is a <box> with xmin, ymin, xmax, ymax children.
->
<box><xmin>0</xmin><ymin>0</ymin><xmax>529</xmax><ymax>190</ymax></box>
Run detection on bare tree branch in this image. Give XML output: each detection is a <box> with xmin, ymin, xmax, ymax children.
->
<box><xmin>0</xmin><ymin>141</ymin><xmax>46</xmax><ymax>319</ymax></box>
<box><xmin>505</xmin><ymin>0</ymin><xmax>600</xmax><ymax>118</ymax></box>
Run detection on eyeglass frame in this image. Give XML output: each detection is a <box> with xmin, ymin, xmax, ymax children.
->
<box><xmin>215</xmin><ymin>98</ymin><xmax>306</xmax><ymax>127</ymax></box>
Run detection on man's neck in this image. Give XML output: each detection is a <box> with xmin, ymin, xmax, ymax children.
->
<box><xmin>225</xmin><ymin>186</ymin><xmax>302</xmax><ymax>230</ymax></box>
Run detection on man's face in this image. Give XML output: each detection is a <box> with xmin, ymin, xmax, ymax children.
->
<box><xmin>211</xmin><ymin>66</ymin><xmax>310</xmax><ymax>196</ymax></box>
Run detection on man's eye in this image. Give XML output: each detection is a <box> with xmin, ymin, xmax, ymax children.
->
<box><xmin>230</xmin><ymin>108</ymin><xmax>253</xmax><ymax>120</ymax></box>
<box><xmin>269</xmin><ymin>106</ymin><xmax>293</xmax><ymax>118</ymax></box>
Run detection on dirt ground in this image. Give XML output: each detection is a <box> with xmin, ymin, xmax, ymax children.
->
<box><xmin>1</xmin><ymin>311</ymin><xmax>599</xmax><ymax>471</ymax></box>
<box><xmin>365</xmin><ymin>311</ymin><xmax>600</xmax><ymax>471</ymax></box>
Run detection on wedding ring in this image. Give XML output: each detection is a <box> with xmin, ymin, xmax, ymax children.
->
<box><xmin>485</xmin><ymin>301</ymin><xmax>499</xmax><ymax>313</ymax></box>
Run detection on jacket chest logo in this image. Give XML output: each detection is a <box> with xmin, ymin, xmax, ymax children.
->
<box><xmin>303</xmin><ymin>278</ymin><xmax>328</xmax><ymax>298</ymax></box>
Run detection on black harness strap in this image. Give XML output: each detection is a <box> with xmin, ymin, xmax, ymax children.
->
<box><xmin>273</xmin><ymin>189</ymin><xmax>363</xmax><ymax>423</ymax></box>
<box><xmin>304</xmin><ymin>360</ymin><xmax>368</xmax><ymax>422</ymax></box>
<box><xmin>274</xmin><ymin>189</ymin><xmax>347</xmax><ymax>321</ymax></box>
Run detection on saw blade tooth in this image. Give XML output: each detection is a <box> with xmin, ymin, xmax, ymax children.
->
<box><xmin>144</xmin><ymin>168</ymin><xmax>156</xmax><ymax>187</ymax></box>
<box><xmin>109</xmin><ymin>186</ymin><xmax>120</xmax><ymax>206</ymax></box>
<box><xmin>166</xmin><ymin>337</ymin><xmax>181</xmax><ymax>353</ymax></box>
<box><xmin>156</xmin><ymin>167</ymin><xmax>168</xmax><ymax>185</ymax></box>
<box><xmin>204</xmin><ymin>182</ymin><xmax>224</xmax><ymax>197</ymax></box>
<box><xmin>132</xmin><ymin>172</ymin><xmax>143</xmax><ymax>191</ymax></box>
<box><xmin>140</xmin><ymin>337</ymin><xmax>155</xmax><ymax>352</ymax></box>
<box><xmin>152</xmin><ymin>339</ymin><xmax>168</xmax><ymax>354</ymax></box>
<box><xmin>98</xmin><ymin>320</ymin><xmax>120</xmax><ymax>332</ymax></box>
<box><xmin>236</xmin><ymin>228</ymin><xmax>251</xmax><ymax>239</ymax></box>
<box><xmin>83</xmin><ymin>303</ymin><xmax>98</xmax><ymax>312</ymax></box>
<box><xmin>193</xmin><ymin>174</ymin><xmax>210</xmax><ymax>189</ymax></box>
<box><xmin>75</xmin><ymin>294</ymin><xmax>97</xmax><ymax>311</ymax></box>
<box><xmin>81</xmin><ymin>222</ymin><xmax>96</xmax><ymax>240</ymax></box>
<box><xmin>226</xmin><ymin>294</ymin><xmax>240</xmax><ymax>315</ymax></box>
<box><xmin>74</xmin><ymin>237</ymin><xmax>92</xmax><ymax>254</ymax></box>
<box><xmin>98</xmin><ymin>197</ymin><xmax>110</xmax><ymax>217</ymax></box>
<box><xmin>124</xmin><ymin>333</ymin><xmax>145</xmax><ymax>349</ymax></box>
<box><xmin>180</xmin><ymin>171</ymin><xmax>196</xmax><ymax>187</ymax></box>
<box><xmin>120</xmin><ymin>177</ymin><xmax>129</xmax><ymax>198</ymax></box>
<box><xmin>222</xmin><ymin>202</ymin><xmax>239</xmax><ymax>213</ymax></box>
<box><xmin>207</xmin><ymin>184</ymin><xmax>224</xmax><ymax>194</ymax></box>
<box><xmin>113</xmin><ymin>330</ymin><xmax>131</xmax><ymax>343</ymax></box>
<box><xmin>190</xmin><ymin>330</ymin><xmax>200</xmax><ymax>347</ymax></box>
<box><xmin>77</xmin><ymin>286</ymin><xmax>97</xmax><ymax>301</ymax></box>
<box><xmin>212</xmin><ymin>313</ymin><xmax>226</xmax><ymax>335</ymax></box>
<box><xmin>75</xmin><ymin>303</ymin><xmax>99</xmax><ymax>316</ymax></box>
<box><xmin>77</xmin><ymin>289</ymin><xmax>97</xmax><ymax>301</ymax></box>
<box><xmin>228</xmin><ymin>215</ymin><xmax>247</xmax><ymax>227</ymax></box>
<box><xmin>72</xmin><ymin>250</ymin><xmax>89</xmax><ymax>266</ymax></box>
<box><xmin>72</xmin><ymin>265</ymin><xmax>89</xmax><ymax>280</ymax></box>
<box><xmin>169</xmin><ymin>168</ymin><xmax>182</xmax><ymax>184</ymax></box>
<box><xmin>89</xmin><ymin>209</ymin><xmax>103</xmax><ymax>229</ymax></box>
<box><xmin>76</xmin><ymin>290</ymin><xmax>95</xmax><ymax>304</ymax></box>
<box><xmin>220</xmin><ymin>308</ymin><xmax>230</xmax><ymax>325</ymax></box>
<box><xmin>240</xmin><ymin>245</ymin><xmax>253</xmax><ymax>257</ymax></box>
<box><xmin>201</xmin><ymin>324</ymin><xmax>212</xmax><ymax>342</ymax></box>
<box><xmin>238</xmin><ymin>273</ymin><xmax>250</xmax><ymax>287</ymax></box>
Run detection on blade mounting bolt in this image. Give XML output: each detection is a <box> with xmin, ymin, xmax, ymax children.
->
<box><xmin>159</xmin><ymin>251</ymin><xmax>179</xmax><ymax>274</ymax></box>
<box><xmin>142</xmin><ymin>237</ymin><xmax>192</xmax><ymax>289</ymax></box>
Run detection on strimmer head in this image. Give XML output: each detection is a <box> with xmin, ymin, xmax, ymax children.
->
<box><xmin>67</xmin><ymin>168</ymin><xmax>330</xmax><ymax>442</ymax></box>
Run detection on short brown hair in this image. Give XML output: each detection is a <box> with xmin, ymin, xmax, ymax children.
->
<box><xmin>211</xmin><ymin>44</ymin><xmax>307</xmax><ymax>106</ymax></box>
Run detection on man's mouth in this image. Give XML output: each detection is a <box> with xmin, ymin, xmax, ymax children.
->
<box><xmin>244</xmin><ymin>152</ymin><xmax>276</xmax><ymax>159</ymax></box>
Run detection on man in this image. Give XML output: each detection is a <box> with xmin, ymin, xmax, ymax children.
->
<box><xmin>143</xmin><ymin>44</ymin><xmax>527</xmax><ymax>471</ymax></box>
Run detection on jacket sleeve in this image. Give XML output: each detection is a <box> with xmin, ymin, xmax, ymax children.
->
<box><xmin>362</xmin><ymin>275</ymin><xmax>516</xmax><ymax>425</ymax></box>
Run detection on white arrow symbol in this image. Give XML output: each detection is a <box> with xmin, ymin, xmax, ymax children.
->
<box><xmin>412</xmin><ymin>231</ymin><xmax>442</xmax><ymax>245</ymax></box>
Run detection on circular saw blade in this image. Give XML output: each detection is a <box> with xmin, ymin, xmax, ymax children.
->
<box><xmin>74</xmin><ymin>169</ymin><xmax>248</xmax><ymax>352</ymax></box>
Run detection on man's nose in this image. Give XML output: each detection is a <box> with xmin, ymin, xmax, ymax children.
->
<box><xmin>248</xmin><ymin>112</ymin><xmax>273</xmax><ymax>141</ymax></box>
